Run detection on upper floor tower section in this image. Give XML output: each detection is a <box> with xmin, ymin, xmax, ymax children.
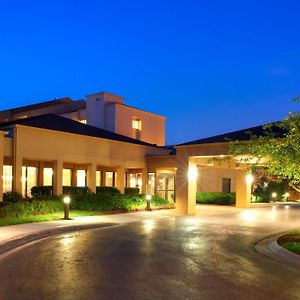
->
<box><xmin>0</xmin><ymin>91</ymin><xmax>166</xmax><ymax>146</ymax></box>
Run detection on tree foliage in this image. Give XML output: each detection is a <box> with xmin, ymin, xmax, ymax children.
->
<box><xmin>230</xmin><ymin>111</ymin><xmax>300</xmax><ymax>192</ymax></box>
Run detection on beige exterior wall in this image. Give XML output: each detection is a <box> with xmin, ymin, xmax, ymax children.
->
<box><xmin>12</xmin><ymin>125</ymin><xmax>168</xmax><ymax>167</ymax></box>
<box><xmin>115</xmin><ymin>103</ymin><xmax>165</xmax><ymax>146</ymax></box>
<box><xmin>198</xmin><ymin>167</ymin><xmax>236</xmax><ymax>193</ymax></box>
<box><xmin>0</xmin><ymin>124</ymin><xmax>169</xmax><ymax>199</ymax></box>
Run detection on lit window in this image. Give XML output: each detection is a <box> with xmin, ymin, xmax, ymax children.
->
<box><xmin>3</xmin><ymin>165</ymin><xmax>13</xmax><ymax>193</ymax></box>
<box><xmin>79</xmin><ymin>119</ymin><xmax>87</xmax><ymax>124</ymax></box>
<box><xmin>132</xmin><ymin>119</ymin><xmax>142</xmax><ymax>130</ymax></box>
<box><xmin>77</xmin><ymin>170</ymin><xmax>86</xmax><ymax>187</ymax></box>
<box><xmin>147</xmin><ymin>173</ymin><xmax>155</xmax><ymax>195</ymax></box>
<box><xmin>63</xmin><ymin>169</ymin><xmax>72</xmax><ymax>186</ymax></box>
<box><xmin>127</xmin><ymin>173</ymin><xmax>142</xmax><ymax>190</ymax></box>
<box><xmin>43</xmin><ymin>168</ymin><xmax>53</xmax><ymax>186</ymax></box>
<box><xmin>22</xmin><ymin>166</ymin><xmax>38</xmax><ymax>197</ymax></box>
<box><xmin>96</xmin><ymin>171</ymin><xmax>101</xmax><ymax>187</ymax></box>
<box><xmin>105</xmin><ymin>171</ymin><xmax>115</xmax><ymax>187</ymax></box>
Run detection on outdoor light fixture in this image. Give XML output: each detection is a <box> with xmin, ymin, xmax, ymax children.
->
<box><xmin>146</xmin><ymin>194</ymin><xmax>152</xmax><ymax>211</ymax></box>
<box><xmin>271</xmin><ymin>192</ymin><xmax>277</xmax><ymax>202</ymax></box>
<box><xmin>188</xmin><ymin>166</ymin><xmax>198</xmax><ymax>180</ymax></box>
<box><xmin>245</xmin><ymin>174</ymin><xmax>254</xmax><ymax>184</ymax></box>
<box><xmin>63</xmin><ymin>196</ymin><xmax>71</xmax><ymax>220</ymax></box>
<box><xmin>284</xmin><ymin>192</ymin><xmax>290</xmax><ymax>202</ymax></box>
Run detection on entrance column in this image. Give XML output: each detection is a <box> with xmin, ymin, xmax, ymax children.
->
<box><xmin>141</xmin><ymin>168</ymin><xmax>147</xmax><ymax>194</ymax></box>
<box><xmin>87</xmin><ymin>163</ymin><xmax>97</xmax><ymax>193</ymax></box>
<box><xmin>53</xmin><ymin>160</ymin><xmax>63</xmax><ymax>196</ymax></box>
<box><xmin>116</xmin><ymin>167</ymin><xmax>125</xmax><ymax>193</ymax></box>
<box><xmin>176</xmin><ymin>158</ymin><xmax>197</xmax><ymax>215</ymax></box>
<box><xmin>235</xmin><ymin>170</ymin><xmax>252</xmax><ymax>208</ymax></box>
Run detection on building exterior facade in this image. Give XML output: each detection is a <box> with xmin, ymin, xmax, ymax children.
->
<box><xmin>0</xmin><ymin>91</ymin><xmax>165</xmax><ymax>146</ymax></box>
<box><xmin>0</xmin><ymin>91</ymin><xmax>262</xmax><ymax>213</ymax></box>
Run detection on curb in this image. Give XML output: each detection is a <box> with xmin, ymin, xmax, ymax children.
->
<box><xmin>0</xmin><ymin>222</ymin><xmax>119</xmax><ymax>261</ymax></box>
<box><xmin>255</xmin><ymin>232</ymin><xmax>300</xmax><ymax>269</ymax></box>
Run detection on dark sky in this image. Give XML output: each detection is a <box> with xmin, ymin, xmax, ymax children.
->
<box><xmin>1</xmin><ymin>0</ymin><xmax>300</xmax><ymax>145</ymax></box>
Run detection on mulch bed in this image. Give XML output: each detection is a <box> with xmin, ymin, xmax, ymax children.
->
<box><xmin>278</xmin><ymin>234</ymin><xmax>300</xmax><ymax>245</ymax></box>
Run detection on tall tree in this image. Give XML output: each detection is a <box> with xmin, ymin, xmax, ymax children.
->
<box><xmin>230</xmin><ymin>108</ymin><xmax>300</xmax><ymax>192</ymax></box>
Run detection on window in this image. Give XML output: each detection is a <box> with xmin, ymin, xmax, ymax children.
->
<box><xmin>157</xmin><ymin>173</ymin><xmax>176</xmax><ymax>202</ymax></box>
<box><xmin>3</xmin><ymin>165</ymin><xmax>13</xmax><ymax>193</ymax></box>
<box><xmin>63</xmin><ymin>169</ymin><xmax>72</xmax><ymax>186</ymax></box>
<box><xmin>105</xmin><ymin>171</ymin><xmax>115</xmax><ymax>187</ymax></box>
<box><xmin>96</xmin><ymin>171</ymin><xmax>102</xmax><ymax>186</ymax></box>
<box><xmin>79</xmin><ymin>119</ymin><xmax>87</xmax><ymax>124</ymax></box>
<box><xmin>127</xmin><ymin>173</ymin><xmax>142</xmax><ymax>191</ymax></box>
<box><xmin>132</xmin><ymin>118</ymin><xmax>142</xmax><ymax>130</ymax></box>
<box><xmin>43</xmin><ymin>168</ymin><xmax>53</xmax><ymax>186</ymax></box>
<box><xmin>77</xmin><ymin>170</ymin><xmax>86</xmax><ymax>187</ymax></box>
<box><xmin>222</xmin><ymin>178</ymin><xmax>231</xmax><ymax>193</ymax></box>
<box><xmin>147</xmin><ymin>173</ymin><xmax>155</xmax><ymax>195</ymax></box>
<box><xmin>22</xmin><ymin>166</ymin><xmax>38</xmax><ymax>197</ymax></box>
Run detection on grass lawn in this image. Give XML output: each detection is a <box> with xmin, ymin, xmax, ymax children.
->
<box><xmin>282</xmin><ymin>242</ymin><xmax>300</xmax><ymax>255</ymax></box>
<box><xmin>0</xmin><ymin>210</ymin><xmax>103</xmax><ymax>227</ymax></box>
<box><xmin>278</xmin><ymin>229</ymin><xmax>300</xmax><ymax>255</ymax></box>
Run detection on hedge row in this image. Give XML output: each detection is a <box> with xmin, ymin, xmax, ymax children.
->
<box><xmin>196</xmin><ymin>192</ymin><xmax>236</xmax><ymax>205</ymax></box>
<box><xmin>0</xmin><ymin>192</ymin><xmax>171</xmax><ymax>218</ymax></box>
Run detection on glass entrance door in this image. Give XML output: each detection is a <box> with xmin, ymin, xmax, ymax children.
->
<box><xmin>156</xmin><ymin>173</ymin><xmax>175</xmax><ymax>202</ymax></box>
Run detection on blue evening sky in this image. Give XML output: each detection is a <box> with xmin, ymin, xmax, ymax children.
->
<box><xmin>0</xmin><ymin>0</ymin><xmax>300</xmax><ymax>144</ymax></box>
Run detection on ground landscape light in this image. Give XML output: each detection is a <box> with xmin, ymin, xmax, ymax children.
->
<box><xmin>146</xmin><ymin>194</ymin><xmax>152</xmax><ymax>211</ymax></box>
<box><xmin>63</xmin><ymin>196</ymin><xmax>71</xmax><ymax>219</ymax></box>
<box><xmin>272</xmin><ymin>192</ymin><xmax>277</xmax><ymax>198</ymax></box>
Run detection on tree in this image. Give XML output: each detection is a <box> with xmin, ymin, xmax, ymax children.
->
<box><xmin>229</xmin><ymin>110</ymin><xmax>300</xmax><ymax>192</ymax></box>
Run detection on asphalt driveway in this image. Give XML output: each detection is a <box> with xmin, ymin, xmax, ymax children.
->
<box><xmin>1</xmin><ymin>204</ymin><xmax>300</xmax><ymax>300</ymax></box>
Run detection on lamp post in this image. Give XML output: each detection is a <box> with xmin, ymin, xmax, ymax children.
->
<box><xmin>146</xmin><ymin>194</ymin><xmax>152</xmax><ymax>211</ymax></box>
<box><xmin>63</xmin><ymin>196</ymin><xmax>71</xmax><ymax>220</ymax></box>
<box><xmin>284</xmin><ymin>192</ymin><xmax>290</xmax><ymax>202</ymax></box>
<box><xmin>271</xmin><ymin>192</ymin><xmax>277</xmax><ymax>203</ymax></box>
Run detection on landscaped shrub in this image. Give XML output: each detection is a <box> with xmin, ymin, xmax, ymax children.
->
<box><xmin>124</xmin><ymin>187</ymin><xmax>140</xmax><ymax>195</ymax></box>
<box><xmin>196</xmin><ymin>192</ymin><xmax>236</xmax><ymax>205</ymax></box>
<box><xmin>0</xmin><ymin>198</ymin><xmax>63</xmax><ymax>218</ymax></box>
<box><xmin>71</xmin><ymin>193</ymin><xmax>171</xmax><ymax>212</ymax></box>
<box><xmin>96</xmin><ymin>186</ymin><xmax>120</xmax><ymax>195</ymax></box>
<box><xmin>253</xmin><ymin>180</ymin><xmax>289</xmax><ymax>202</ymax></box>
<box><xmin>63</xmin><ymin>186</ymin><xmax>90</xmax><ymax>196</ymax></box>
<box><xmin>31</xmin><ymin>186</ymin><xmax>53</xmax><ymax>199</ymax></box>
<box><xmin>2</xmin><ymin>192</ymin><xmax>24</xmax><ymax>204</ymax></box>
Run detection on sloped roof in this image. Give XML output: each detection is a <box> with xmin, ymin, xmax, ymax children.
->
<box><xmin>1</xmin><ymin>97</ymin><xmax>73</xmax><ymax>114</ymax></box>
<box><xmin>0</xmin><ymin>114</ymin><xmax>162</xmax><ymax>148</ymax></box>
<box><xmin>177</xmin><ymin>124</ymin><xmax>286</xmax><ymax>146</ymax></box>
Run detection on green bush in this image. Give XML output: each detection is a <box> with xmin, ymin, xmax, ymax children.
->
<box><xmin>63</xmin><ymin>186</ymin><xmax>90</xmax><ymax>196</ymax></box>
<box><xmin>3</xmin><ymin>192</ymin><xmax>24</xmax><ymax>204</ymax></box>
<box><xmin>0</xmin><ymin>198</ymin><xmax>63</xmax><ymax>218</ymax></box>
<box><xmin>31</xmin><ymin>186</ymin><xmax>53</xmax><ymax>199</ymax></box>
<box><xmin>196</xmin><ymin>192</ymin><xmax>236</xmax><ymax>205</ymax></box>
<box><xmin>124</xmin><ymin>187</ymin><xmax>140</xmax><ymax>195</ymax></box>
<box><xmin>96</xmin><ymin>186</ymin><xmax>120</xmax><ymax>195</ymax></box>
<box><xmin>71</xmin><ymin>193</ymin><xmax>171</xmax><ymax>212</ymax></box>
<box><xmin>253</xmin><ymin>180</ymin><xmax>289</xmax><ymax>202</ymax></box>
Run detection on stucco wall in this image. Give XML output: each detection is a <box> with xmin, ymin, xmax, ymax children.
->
<box><xmin>14</xmin><ymin>125</ymin><xmax>168</xmax><ymax>168</ymax></box>
<box><xmin>115</xmin><ymin>104</ymin><xmax>165</xmax><ymax>146</ymax></box>
<box><xmin>197</xmin><ymin>167</ymin><xmax>236</xmax><ymax>193</ymax></box>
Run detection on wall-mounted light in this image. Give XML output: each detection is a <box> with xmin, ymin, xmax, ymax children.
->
<box><xmin>188</xmin><ymin>166</ymin><xmax>198</xmax><ymax>180</ymax></box>
<box><xmin>245</xmin><ymin>174</ymin><xmax>254</xmax><ymax>184</ymax></box>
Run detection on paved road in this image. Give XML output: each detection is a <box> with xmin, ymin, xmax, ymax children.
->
<box><xmin>1</xmin><ymin>204</ymin><xmax>300</xmax><ymax>300</ymax></box>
